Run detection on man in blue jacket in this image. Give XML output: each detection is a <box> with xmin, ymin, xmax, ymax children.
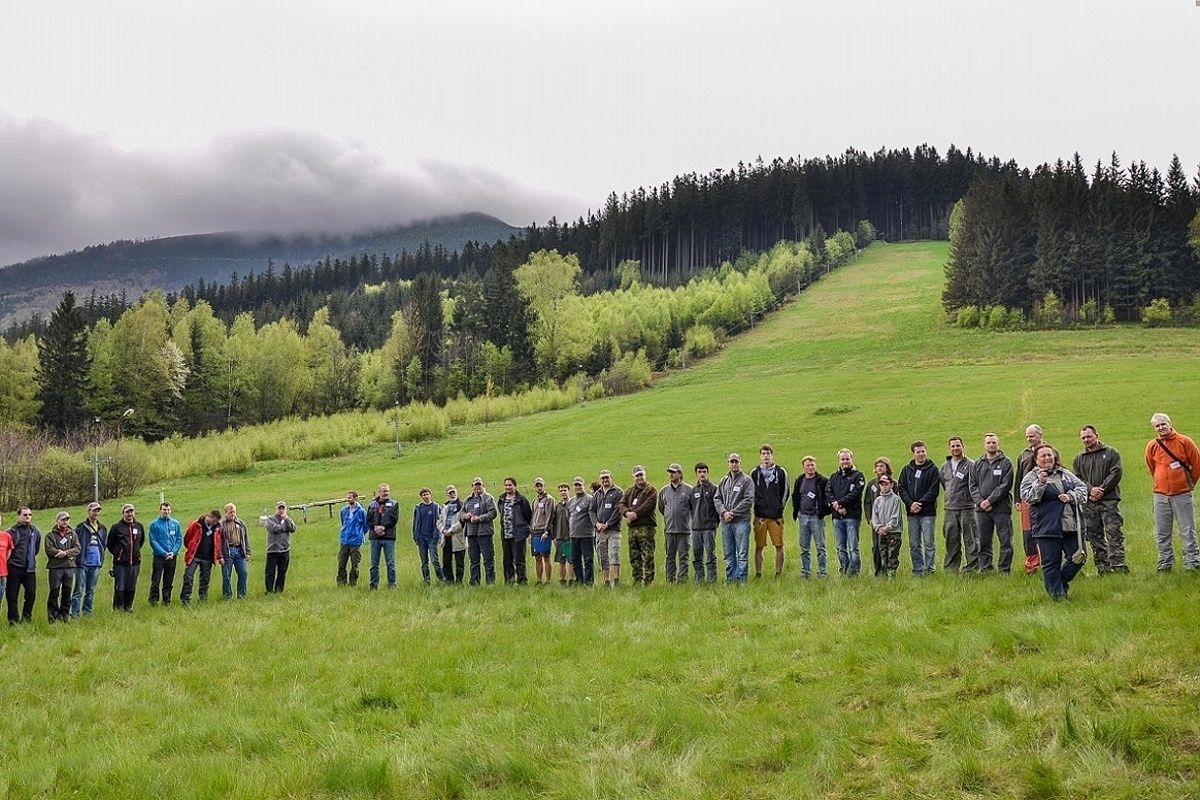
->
<box><xmin>339</xmin><ymin>491</ymin><xmax>367</xmax><ymax>586</ymax></box>
<box><xmin>72</xmin><ymin>502</ymin><xmax>107</xmax><ymax>617</ymax></box>
<box><xmin>148</xmin><ymin>501</ymin><xmax>183</xmax><ymax>605</ymax></box>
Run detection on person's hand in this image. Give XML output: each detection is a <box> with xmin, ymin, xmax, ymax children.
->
<box><xmin>1058</xmin><ymin>493</ymin><xmax>1071</xmax><ymax>503</ymax></box>
<box><xmin>980</xmin><ymin>499</ymin><xmax>992</xmax><ymax>512</ymax></box>
<box><xmin>1089</xmin><ymin>487</ymin><xmax>1104</xmax><ymax>501</ymax></box>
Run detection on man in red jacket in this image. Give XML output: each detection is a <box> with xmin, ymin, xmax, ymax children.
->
<box><xmin>181</xmin><ymin>510</ymin><xmax>224</xmax><ymax>605</ymax></box>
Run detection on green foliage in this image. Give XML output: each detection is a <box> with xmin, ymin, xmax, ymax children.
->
<box><xmin>683</xmin><ymin>325</ymin><xmax>720</xmax><ymax>359</ymax></box>
<box><xmin>1141</xmin><ymin>298</ymin><xmax>1173</xmax><ymax>327</ymax></box>
<box><xmin>1101</xmin><ymin>304</ymin><xmax>1116</xmax><ymax>324</ymax></box>
<box><xmin>0</xmin><ymin>335</ymin><xmax>40</xmax><ymax>426</ymax></box>
<box><xmin>1034</xmin><ymin>290</ymin><xmax>1062</xmax><ymax>327</ymax></box>
<box><xmin>35</xmin><ymin>292</ymin><xmax>92</xmax><ymax>434</ymax></box>
<box><xmin>616</xmin><ymin>258</ymin><xmax>641</xmax><ymax>289</ymax></box>
<box><xmin>1079</xmin><ymin>298</ymin><xmax>1097</xmax><ymax>324</ymax></box>
<box><xmin>986</xmin><ymin>305</ymin><xmax>1010</xmax><ymax>329</ymax></box>
<box><xmin>955</xmin><ymin>305</ymin><xmax>981</xmax><ymax>328</ymax></box>
<box><xmin>597</xmin><ymin>349</ymin><xmax>653</xmax><ymax>396</ymax></box>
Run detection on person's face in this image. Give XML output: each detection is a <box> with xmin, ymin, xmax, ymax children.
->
<box><xmin>695</xmin><ymin>467</ymin><xmax>709</xmax><ymax>483</ymax></box>
<box><xmin>760</xmin><ymin>450</ymin><xmax>774</xmax><ymax>467</ymax></box>
<box><xmin>1036</xmin><ymin>448</ymin><xmax>1056</xmax><ymax>470</ymax></box>
<box><xmin>18</xmin><ymin>510</ymin><xmax>32</xmax><ymax>524</ymax></box>
<box><xmin>58</xmin><ymin>515</ymin><xmax>71</xmax><ymax>530</ymax></box>
<box><xmin>838</xmin><ymin>453</ymin><xmax>852</xmax><ymax>470</ymax></box>
<box><xmin>984</xmin><ymin>436</ymin><xmax>999</xmax><ymax>455</ymax></box>
<box><xmin>124</xmin><ymin>509</ymin><xmax>137</xmax><ymax>523</ymax></box>
<box><xmin>223</xmin><ymin>507</ymin><xmax>235</xmax><ymax>521</ymax></box>
<box><xmin>1153</xmin><ymin>419</ymin><xmax>1172</xmax><ymax>436</ymax></box>
<box><xmin>207</xmin><ymin>513</ymin><xmax>220</xmax><ymax>526</ymax></box>
<box><xmin>879</xmin><ymin>479</ymin><xmax>893</xmax><ymax>495</ymax></box>
<box><xmin>378</xmin><ymin>487</ymin><xmax>391</xmax><ymax>500</ymax></box>
<box><xmin>535</xmin><ymin>483</ymin><xmax>546</xmax><ymax>496</ymax></box>
<box><xmin>159</xmin><ymin>504</ymin><xmax>171</xmax><ymax>518</ymax></box>
<box><xmin>558</xmin><ymin>487</ymin><xmax>569</xmax><ymax>501</ymax></box>
<box><xmin>472</xmin><ymin>481</ymin><xmax>484</xmax><ymax>495</ymax></box>
<box><xmin>87</xmin><ymin>508</ymin><xmax>99</xmax><ymax>522</ymax></box>
<box><xmin>728</xmin><ymin>458</ymin><xmax>741</xmax><ymax>473</ymax></box>
<box><xmin>912</xmin><ymin>446</ymin><xmax>927</xmax><ymax>464</ymax></box>
<box><xmin>874</xmin><ymin>461</ymin><xmax>887</xmax><ymax>476</ymax></box>
<box><xmin>634</xmin><ymin>472</ymin><xmax>646</xmax><ymax>487</ymax></box>
<box><xmin>347</xmin><ymin>492</ymin><xmax>359</xmax><ymax>505</ymax></box>
<box><xmin>600</xmin><ymin>474</ymin><xmax>612</xmax><ymax>489</ymax></box>
<box><xmin>803</xmin><ymin>460</ymin><xmax>816</xmax><ymax>477</ymax></box>
<box><xmin>668</xmin><ymin>468</ymin><xmax>682</xmax><ymax>485</ymax></box>
<box><xmin>949</xmin><ymin>439</ymin><xmax>964</xmax><ymax>458</ymax></box>
<box><xmin>504</xmin><ymin>480</ymin><xmax>516</xmax><ymax>495</ymax></box>
<box><xmin>1025</xmin><ymin>427</ymin><xmax>1042</xmax><ymax>447</ymax></box>
<box><xmin>420</xmin><ymin>490</ymin><xmax>431</xmax><ymax>503</ymax></box>
<box><xmin>1080</xmin><ymin>429</ymin><xmax>1099</xmax><ymax>450</ymax></box>
<box><xmin>446</xmin><ymin>490</ymin><xmax>456</xmax><ymax>503</ymax></box>
<box><xmin>574</xmin><ymin>482</ymin><xmax>585</xmax><ymax>495</ymax></box>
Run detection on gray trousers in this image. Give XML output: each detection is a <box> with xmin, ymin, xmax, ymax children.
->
<box><xmin>1083</xmin><ymin>498</ymin><xmax>1126</xmax><ymax>571</ymax></box>
<box><xmin>943</xmin><ymin>508</ymin><xmax>978</xmax><ymax>572</ymax></box>
<box><xmin>975</xmin><ymin>510</ymin><xmax>1013</xmax><ymax>573</ymax></box>
<box><xmin>1154</xmin><ymin>492</ymin><xmax>1199</xmax><ymax>570</ymax></box>
<box><xmin>664</xmin><ymin>532</ymin><xmax>690</xmax><ymax>582</ymax></box>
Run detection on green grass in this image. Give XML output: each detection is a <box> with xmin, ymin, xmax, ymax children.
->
<box><xmin>4</xmin><ymin>241</ymin><xmax>1200</xmax><ymax>799</ymax></box>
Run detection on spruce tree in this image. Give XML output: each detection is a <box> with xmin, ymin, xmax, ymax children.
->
<box><xmin>35</xmin><ymin>291</ymin><xmax>92</xmax><ymax>434</ymax></box>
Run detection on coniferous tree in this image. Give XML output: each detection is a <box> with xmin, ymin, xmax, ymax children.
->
<box><xmin>35</xmin><ymin>291</ymin><xmax>92</xmax><ymax>434</ymax></box>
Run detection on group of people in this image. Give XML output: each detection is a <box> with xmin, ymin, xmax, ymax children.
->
<box><xmin>5</xmin><ymin>414</ymin><xmax>1198</xmax><ymax>620</ymax></box>
<box><xmin>330</xmin><ymin>414</ymin><xmax>1198</xmax><ymax>600</ymax></box>
<box><xmin>2</xmin><ymin>499</ymin><xmax>294</xmax><ymax>624</ymax></box>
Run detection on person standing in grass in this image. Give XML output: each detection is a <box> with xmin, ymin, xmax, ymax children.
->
<box><xmin>552</xmin><ymin>482</ymin><xmax>575</xmax><ymax>585</ymax></box>
<box><xmin>462</xmin><ymin>477</ymin><xmax>498</xmax><ymax>586</ymax></box>
<box><xmin>659</xmin><ymin>463</ymin><xmax>692</xmax><ymax>583</ymax></box>
<box><xmin>1073</xmin><ymin>426</ymin><xmax>1129</xmax><ymax>575</ymax></box>
<box><xmin>690</xmin><ymin>463</ymin><xmax>720</xmax><ymax>584</ymax></box>
<box><xmin>107</xmin><ymin>504</ymin><xmax>145</xmax><ymax>612</ymax></box>
<box><xmin>220</xmin><ymin>503</ymin><xmax>252</xmax><ymax>599</ymax></box>
<box><xmin>72</xmin><ymin>502</ymin><xmax>106</xmax><ymax>617</ymax></box>
<box><xmin>1146</xmin><ymin>413</ymin><xmax>1200</xmax><ymax>572</ymax></box>
<box><xmin>0</xmin><ymin>514</ymin><xmax>12</xmax><ymax>618</ymax></box>
<box><xmin>826</xmin><ymin>449</ymin><xmax>864</xmax><ymax>577</ymax></box>
<box><xmin>1018</xmin><ymin>425</ymin><xmax>1053</xmax><ymax>575</ymax></box>
<box><xmin>568</xmin><ymin>477</ymin><xmax>595</xmax><ymax>586</ymax></box>
<box><xmin>438</xmin><ymin>486</ymin><xmax>465</xmax><ymax>584</ymax></box>
<box><xmin>897</xmin><ymin>441</ymin><xmax>940</xmax><ymax>576</ymax></box>
<box><xmin>791</xmin><ymin>457</ymin><xmax>831</xmax><ymax>579</ymax></box>
<box><xmin>940</xmin><ymin>438</ymin><xmax>978</xmax><ymax>574</ymax></box>
<box><xmin>148</xmin><ymin>501</ymin><xmax>183</xmax><ymax>606</ymax></box>
<box><xmin>498</xmin><ymin>477</ymin><xmax>532</xmax><ymax>585</ymax></box>
<box><xmin>181</xmin><ymin>510</ymin><xmax>223</xmax><ymax>605</ymax></box>
<box><xmin>264</xmin><ymin>501</ymin><xmax>296</xmax><ymax>593</ymax></box>
<box><xmin>620</xmin><ymin>465</ymin><xmax>658</xmax><ymax>586</ymax></box>
<box><xmin>715</xmin><ymin>454</ymin><xmax>755</xmax><ymax>584</ymax></box>
<box><xmin>6</xmin><ymin>508</ymin><xmax>40</xmax><ymax>624</ymax></box>
<box><xmin>863</xmin><ymin>457</ymin><xmax>893</xmax><ymax>576</ymax></box>
<box><xmin>45</xmin><ymin>512</ymin><xmax>80</xmax><ymax>623</ymax></box>
<box><xmin>412</xmin><ymin>488</ymin><xmax>444</xmax><ymax>585</ymax></box>
<box><xmin>751</xmin><ymin>445</ymin><xmax>790</xmax><ymax>579</ymax></box>
<box><xmin>970</xmin><ymin>433</ymin><xmax>1015</xmax><ymax>574</ymax></box>
<box><xmin>1021</xmin><ymin>444</ymin><xmax>1088</xmax><ymax>600</ymax></box>
<box><xmin>870</xmin><ymin>475</ymin><xmax>903</xmax><ymax>578</ymax></box>
<box><xmin>338</xmin><ymin>491</ymin><xmax>367</xmax><ymax>586</ymax></box>
<box><xmin>591</xmin><ymin>470</ymin><xmax>624</xmax><ymax>587</ymax></box>
<box><xmin>365</xmin><ymin>485</ymin><xmax>399</xmax><ymax>589</ymax></box>
<box><xmin>529</xmin><ymin>478</ymin><xmax>556</xmax><ymax>585</ymax></box>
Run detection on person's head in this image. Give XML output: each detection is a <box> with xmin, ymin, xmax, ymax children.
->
<box><xmin>590</xmin><ymin>481</ymin><xmax>601</xmax><ymax>493</ymax></box>
<box><xmin>759</xmin><ymin>445</ymin><xmax>775</xmax><ymax>467</ymax></box>
<box><xmin>802</xmin><ymin>456</ymin><xmax>817</xmax><ymax>477</ymax></box>
<box><xmin>347</xmin><ymin>490</ymin><xmax>359</xmax><ymax>505</ymax></box>
<box><xmin>1079</xmin><ymin>425</ymin><xmax>1100</xmax><ymax>451</ymax></box>
<box><xmin>471</xmin><ymin>477</ymin><xmax>484</xmax><ymax>495</ymax></box>
<box><xmin>122</xmin><ymin>503</ymin><xmax>136</xmax><ymax>522</ymax></box>
<box><xmin>445</xmin><ymin>486</ymin><xmax>457</xmax><ymax>502</ymax></box>
<box><xmin>558</xmin><ymin>483</ymin><xmax>570</xmax><ymax>501</ymax></box>
<box><xmin>727</xmin><ymin>453</ymin><xmax>742</xmax><ymax>474</ymax></box>
<box><xmin>1152</xmin><ymin>413</ymin><xmax>1172</xmax><ymax>435</ymax></box>
<box><xmin>55</xmin><ymin>511</ymin><xmax>71</xmax><ymax>530</ymax></box>
<box><xmin>878</xmin><ymin>475</ymin><xmax>894</xmax><ymax>495</ymax></box>
<box><xmin>695</xmin><ymin>462</ymin><xmax>709</xmax><ymax>483</ymax></box>
<box><xmin>419</xmin><ymin>487</ymin><xmax>432</xmax><ymax>503</ymax></box>
<box><xmin>873</xmin><ymin>457</ymin><xmax>891</xmax><ymax>477</ymax></box>
<box><xmin>159</xmin><ymin>502</ymin><xmax>172</xmax><ymax>519</ymax></box>
<box><xmin>599</xmin><ymin>470</ymin><xmax>613</xmax><ymax>489</ymax></box>
<box><xmin>275</xmin><ymin>501</ymin><xmax>287</xmax><ymax>515</ymax></box>
<box><xmin>223</xmin><ymin>503</ymin><xmax>236</xmax><ymax>521</ymax></box>
<box><xmin>1035</xmin><ymin>443</ymin><xmax>1058</xmax><ymax>470</ymax></box>
<box><xmin>534</xmin><ymin>477</ymin><xmax>547</xmax><ymax>496</ymax></box>
<box><xmin>666</xmin><ymin>463</ymin><xmax>683</xmax><ymax>485</ymax></box>
<box><xmin>948</xmin><ymin>437</ymin><xmax>964</xmax><ymax>458</ymax></box>
<box><xmin>632</xmin><ymin>466</ymin><xmax>646</xmax><ymax>487</ymax></box>
<box><xmin>377</xmin><ymin>483</ymin><xmax>391</xmax><ymax>500</ymax></box>
<box><xmin>16</xmin><ymin>507</ymin><xmax>32</xmax><ymax>526</ymax></box>
<box><xmin>838</xmin><ymin>449</ymin><xmax>854</xmax><ymax>470</ymax></box>
<box><xmin>206</xmin><ymin>509</ymin><xmax>221</xmax><ymax>525</ymax></box>
<box><xmin>910</xmin><ymin>441</ymin><xmax>927</xmax><ymax>464</ymax></box>
<box><xmin>87</xmin><ymin>501</ymin><xmax>101</xmax><ymax>521</ymax></box>
<box><xmin>503</xmin><ymin>477</ymin><xmax>517</xmax><ymax>495</ymax></box>
<box><xmin>983</xmin><ymin>433</ymin><xmax>999</xmax><ymax>455</ymax></box>
<box><xmin>1025</xmin><ymin>424</ymin><xmax>1044</xmax><ymax>447</ymax></box>
<box><xmin>573</xmin><ymin>477</ymin><xmax>586</xmax><ymax>495</ymax></box>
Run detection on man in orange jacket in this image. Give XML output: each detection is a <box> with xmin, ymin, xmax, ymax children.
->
<box><xmin>1146</xmin><ymin>412</ymin><xmax>1200</xmax><ymax>571</ymax></box>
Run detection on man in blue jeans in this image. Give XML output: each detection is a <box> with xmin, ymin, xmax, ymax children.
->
<box><xmin>72</xmin><ymin>502</ymin><xmax>107</xmax><ymax>617</ymax></box>
<box><xmin>826</xmin><ymin>449</ymin><xmax>865</xmax><ymax>576</ymax></box>
<box><xmin>366</xmin><ymin>483</ymin><xmax>400</xmax><ymax>589</ymax></box>
<box><xmin>220</xmin><ymin>503</ymin><xmax>251</xmax><ymax>599</ymax></box>
<box><xmin>714</xmin><ymin>454</ymin><xmax>755</xmax><ymax>584</ymax></box>
<box><xmin>791</xmin><ymin>456</ymin><xmax>831</xmax><ymax>578</ymax></box>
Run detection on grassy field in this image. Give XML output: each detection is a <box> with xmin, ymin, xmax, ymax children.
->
<box><xmin>4</xmin><ymin>241</ymin><xmax>1200</xmax><ymax>799</ymax></box>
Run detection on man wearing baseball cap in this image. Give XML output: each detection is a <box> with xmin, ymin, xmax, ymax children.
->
<box><xmin>715</xmin><ymin>454</ymin><xmax>755</xmax><ymax>583</ymax></box>
<box><xmin>659</xmin><ymin>463</ymin><xmax>692</xmax><ymax>583</ymax></box>
<box><xmin>461</xmin><ymin>477</ymin><xmax>498</xmax><ymax>585</ymax></box>
<box><xmin>568</xmin><ymin>477</ymin><xmax>596</xmax><ymax>585</ymax></box>
<box><xmin>72</xmin><ymin>502</ymin><xmax>107</xmax><ymax>617</ymax></box>
<box><xmin>107</xmin><ymin>503</ymin><xmax>145</xmax><ymax>612</ymax></box>
<box><xmin>620</xmin><ymin>465</ymin><xmax>658</xmax><ymax>586</ymax></box>
<box><xmin>590</xmin><ymin>469</ymin><xmax>624</xmax><ymax>587</ymax></box>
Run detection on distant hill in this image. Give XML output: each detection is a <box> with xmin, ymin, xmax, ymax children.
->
<box><xmin>0</xmin><ymin>212</ymin><xmax>519</xmax><ymax>326</ymax></box>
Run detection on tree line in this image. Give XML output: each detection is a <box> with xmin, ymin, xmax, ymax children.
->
<box><xmin>943</xmin><ymin>154</ymin><xmax>1200</xmax><ymax>322</ymax></box>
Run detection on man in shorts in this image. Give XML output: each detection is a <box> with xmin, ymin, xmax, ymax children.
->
<box><xmin>590</xmin><ymin>470</ymin><xmax>624</xmax><ymax>587</ymax></box>
<box><xmin>751</xmin><ymin>444</ymin><xmax>790</xmax><ymax>578</ymax></box>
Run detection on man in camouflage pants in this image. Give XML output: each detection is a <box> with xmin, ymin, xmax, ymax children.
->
<box><xmin>1073</xmin><ymin>425</ymin><xmax>1129</xmax><ymax>574</ymax></box>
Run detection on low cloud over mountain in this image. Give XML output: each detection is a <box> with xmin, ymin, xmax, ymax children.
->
<box><xmin>0</xmin><ymin>114</ymin><xmax>586</xmax><ymax>267</ymax></box>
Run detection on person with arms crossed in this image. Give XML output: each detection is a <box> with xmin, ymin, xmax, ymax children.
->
<box><xmin>620</xmin><ymin>465</ymin><xmax>659</xmax><ymax>586</ymax></box>
<box><xmin>45</xmin><ymin>512</ymin><xmax>80</xmax><ymax>623</ymax></box>
<box><xmin>826</xmin><ymin>449</ymin><xmax>865</xmax><ymax>576</ymax></box>
<box><xmin>568</xmin><ymin>477</ymin><xmax>596</xmax><ymax>586</ymax></box>
<box><xmin>439</xmin><ymin>486</ymin><xmax>466</xmax><ymax>584</ymax></box>
<box><xmin>1021</xmin><ymin>444</ymin><xmax>1088</xmax><ymax>599</ymax></box>
<box><xmin>792</xmin><ymin>457</ymin><xmax>831</xmax><ymax>579</ymax></box>
<box><xmin>590</xmin><ymin>470</ymin><xmax>624</xmax><ymax>587</ymax></box>
<box><xmin>461</xmin><ymin>477</ymin><xmax>498</xmax><ymax>586</ymax></box>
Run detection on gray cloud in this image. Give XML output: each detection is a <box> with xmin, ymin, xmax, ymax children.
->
<box><xmin>0</xmin><ymin>115</ymin><xmax>588</xmax><ymax>266</ymax></box>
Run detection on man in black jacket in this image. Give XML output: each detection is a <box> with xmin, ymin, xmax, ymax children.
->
<box><xmin>366</xmin><ymin>483</ymin><xmax>400</xmax><ymax>589</ymax></box>
<box><xmin>6</xmin><ymin>508</ymin><xmax>41</xmax><ymax>624</ymax></box>
<box><xmin>792</xmin><ymin>457</ymin><xmax>831</xmax><ymax>578</ymax></box>
<box><xmin>107</xmin><ymin>503</ymin><xmax>145</xmax><ymax>612</ymax></box>
<box><xmin>898</xmin><ymin>441</ymin><xmax>942</xmax><ymax>576</ymax></box>
<box><xmin>826</xmin><ymin>449</ymin><xmax>865</xmax><ymax>576</ymax></box>
<box><xmin>751</xmin><ymin>445</ymin><xmax>790</xmax><ymax>579</ymax></box>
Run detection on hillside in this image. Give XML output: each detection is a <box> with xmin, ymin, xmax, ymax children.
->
<box><xmin>0</xmin><ymin>212</ymin><xmax>518</xmax><ymax>326</ymax></box>
<box><xmin>5</xmin><ymin>242</ymin><xmax>1200</xmax><ymax>800</ymax></box>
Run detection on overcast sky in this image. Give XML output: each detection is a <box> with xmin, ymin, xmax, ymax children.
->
<box><xmin>1</xmin><ymin>0</ymin><xmax>1197</xmax><ymax>266</ymax></box>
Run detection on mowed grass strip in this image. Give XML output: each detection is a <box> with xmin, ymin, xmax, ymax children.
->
<box><xmin>4</xmin><ymin>241</ymin><xmax>1200</xmax><ymax>799</ymax></box>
